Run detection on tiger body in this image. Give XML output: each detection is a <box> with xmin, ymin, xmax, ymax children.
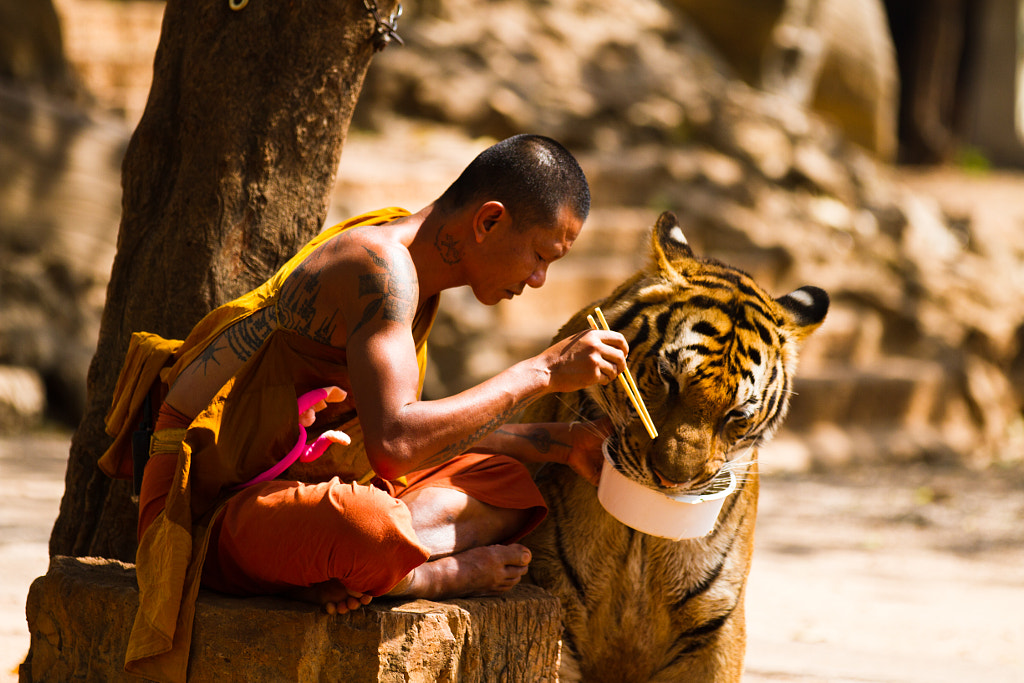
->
<box><xmin>521</xmin><ymin>211</ymin><xmax>828</xmax><ymax>682</ymax></box>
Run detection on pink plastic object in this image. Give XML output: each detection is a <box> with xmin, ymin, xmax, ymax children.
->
<box><xmin>233</xmin><ymin>388</ymin><xmax>336</xmax><ymax>489</ymax></box>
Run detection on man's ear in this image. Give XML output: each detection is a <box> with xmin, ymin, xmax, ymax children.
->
<box><xmin>473</xmin><ymin>201</ymin><xmax>507</xmax><ymax>242</ymax></box>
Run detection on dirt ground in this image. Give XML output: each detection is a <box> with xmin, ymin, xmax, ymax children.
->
<box><xmin>2</xmin><ymin>430</ymin><xmax>1022</xmax><ymax>682</ymax></box>
<box><xmin>745</xmin><ymin>442</ymin><xmax>1024</xmax><ymax>682</ymax></box>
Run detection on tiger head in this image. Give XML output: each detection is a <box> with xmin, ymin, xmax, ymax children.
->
<box><xmin>586</xmin><ymin>211</ymin><xmax>829</xmax><ymax>493</ymax></box>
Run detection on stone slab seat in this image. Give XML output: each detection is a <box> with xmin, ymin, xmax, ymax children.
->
<box><xmin>22</xmin><ymin>556</ymin><xmax>562</xmax><ymax>683</ymax></box>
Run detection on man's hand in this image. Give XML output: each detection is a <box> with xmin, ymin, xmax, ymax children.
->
<box><xmin>299</xmin><ymin>386</ymin><xmax>348</xmax><ymax>428</ymax></box>
<box><xmin>564</xmin><ymin>418</ymin><xmax>612</xmax><ymax>486</ymax></box>
<box><xmin>299</xmin><ymin>386</ymin><xmax>352</xmax><ymax>454</ymax></box>
<box><xmin>539</xmin><ymin>330</ymin><xmax>629</xmax><ymax>394</ymax></box>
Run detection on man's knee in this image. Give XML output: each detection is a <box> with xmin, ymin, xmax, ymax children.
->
<box><xmin>209</xmin><ymin>478</ymin><xmax>429</xmax><ymax>595</ymax></box>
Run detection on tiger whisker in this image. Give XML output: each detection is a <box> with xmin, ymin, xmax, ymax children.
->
<box><xmin>578</xmin><ymin>386</ymin><xmax>631</xmax><ymax>433</ymax></box>
<box><xmin>552</xmin><ymin>394</ymin><xmax>616</xmax><ymax>440</ymax></box>
<box><xmin>720</xmin><ymin>444</ymin><xmax>760</xmax><ymax>487</ymax></box>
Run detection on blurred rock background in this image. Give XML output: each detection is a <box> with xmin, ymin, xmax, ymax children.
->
<box><xmin>2</xmin><ymin>0</ymin><xmax>1023</xmax><ymax>472</ymax></box>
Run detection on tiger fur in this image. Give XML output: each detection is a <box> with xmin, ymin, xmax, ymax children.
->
<box><xmin>521</xmin><ymin>211</ymin><xmax>829</xmax><ymax>682</ymax></box>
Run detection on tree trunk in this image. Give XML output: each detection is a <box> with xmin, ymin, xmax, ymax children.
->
<box><xmin>49</xmin><ymin>0</ymin><xmax>399</xmax><ymax>561</ymax></box>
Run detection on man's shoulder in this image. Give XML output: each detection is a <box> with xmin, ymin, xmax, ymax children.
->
<box><xmin>341</xmin><ymin>225</ymin><xmax>414</xmax><ymax>270</ymax></box>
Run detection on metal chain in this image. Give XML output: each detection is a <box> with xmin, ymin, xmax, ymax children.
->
<box><xmin>363</xmin><ymin>0</ymin><xmax>404</xmax><ymax>51</ymax></box>
<box><xmin>226</xmin><ymin>0</ymin><xmax>402</xmax><ymax>52</ymax></box>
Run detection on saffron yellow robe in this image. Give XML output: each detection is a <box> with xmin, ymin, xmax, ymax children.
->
<box><xmin>100</xmin><ymin>208</ymin><xmax>436</xmax><ymax>682</ymax></box>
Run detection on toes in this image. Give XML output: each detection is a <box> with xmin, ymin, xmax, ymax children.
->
<box><xmin>322</xmin><ymin>585</ymin><xmax>372</xmax><ymax>616</ymax></box>
<box><xmin>498</xmin><ymin>571</ymin><xmax>524</xmax><ymax>592</ymax></box>
<box><xmin>504</xmin><ymin>543</ymin><xmax>531</xmax><ymax>566</ymax></box>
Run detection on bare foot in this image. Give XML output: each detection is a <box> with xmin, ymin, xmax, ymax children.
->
<box><xmin>292</xmin><ymin>579</ymin><xmax>373</xmax><ymax>615</ymax></box>
<box><xmin>388</xmin><ymin>543</ymin><xmax>532</xmax><ymax>601</ymax></box>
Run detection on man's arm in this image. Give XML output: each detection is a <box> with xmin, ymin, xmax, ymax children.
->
<box><xmin>341</xmin><ymin>244</ymin><xmax>625</xmax><ymax>481</ymax></box>
<box><xmin>471</xmin><ymin>420</ymin><xmax>610</xmax><ymax>486</ymax></box>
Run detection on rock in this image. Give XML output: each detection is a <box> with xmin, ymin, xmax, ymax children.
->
<box><xmin>22</xmin><ymin>556</ymin><xmax>562</xmax><ymax>683</ymax></box>
<box><xmin>672</xmin><ymin>0</ymin><xmax>899</xmax><ymax>159</ymax></box>
<box><xmin>728</xmin><ymin>117</ymin><xmax>793</xmax><ymax>180</ymax></box>
<box><xmin>0</xmin><ymin>365</ymin><xmax>46</xmax><ymax>432</ymax></box>
<box><xmin>0</xmin><ymin>85</ymin><xmax>125</xmax><ymax>426</ymax></box>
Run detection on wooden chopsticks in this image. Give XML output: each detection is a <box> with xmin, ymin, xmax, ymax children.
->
<box><xmin>587</xmin><ymin>307</ymin><xmax>658</xmax><ymax>439</ymax></box>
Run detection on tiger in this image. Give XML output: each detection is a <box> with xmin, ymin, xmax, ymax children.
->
<box><xmin>520</xmin><ymin>210</ymin><xmax>829</xmax><ymax>682</ymax></box>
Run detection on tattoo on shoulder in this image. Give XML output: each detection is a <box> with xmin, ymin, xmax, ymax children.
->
<box><xmin>365</xmin><ymin>246</ymin><xmax>388</xmax><ymax>269</ymax></box>
<box><xmin>434</xmin><ymin>224</ymin><xmax>462</xmax><ymax>265</ymax></box>
<box><xmin>351</xmin><ymin>246</ymin><xmax>417</xmax><ymax>335</ymax></box>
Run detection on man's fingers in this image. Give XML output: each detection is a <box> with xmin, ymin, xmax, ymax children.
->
<box><xmin>586</xmin><ymin>328</ymin><xmax>629</xmax><ymax>354</ymax></box>
<box><xmin>299</xmin><ymin>387</ymin><xmax>349</xmax><ymax>427</ymax></box>
<box><xmin>323</xmin><ymin>430</ymin><xmax>352</xmax><ymax>446</ymax></box>
<box><xmin>323</xmin><ymin>386</ymin><xmax>347</xmax><ymax>403</ymax></box>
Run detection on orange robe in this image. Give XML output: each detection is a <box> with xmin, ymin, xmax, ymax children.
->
<box><xmin>99</xmin><ymin>208</ymin><xmax>546</xmax><ymax>683</ymax></box>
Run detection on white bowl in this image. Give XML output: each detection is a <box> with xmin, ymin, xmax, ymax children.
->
<box><xmin>597</xmin><ymin>442</ymin><xmax>737</xmax><ymax>540</ymax></box>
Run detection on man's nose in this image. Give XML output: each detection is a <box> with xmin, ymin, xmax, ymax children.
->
<box><xmin>526</xmin><ymin>264</ymin><xmax>548</xmax><ymax>288</ymax></box>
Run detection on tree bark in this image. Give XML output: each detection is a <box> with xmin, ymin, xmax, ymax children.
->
<box><xmin>50</xmin><ymin>0</ymin><xmax>399</xmax><ymax>561</ymax></box>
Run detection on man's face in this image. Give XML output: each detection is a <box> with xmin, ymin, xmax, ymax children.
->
<box><xmin>471</xmin><ymin>205</ymin><xmax>583</xmax><ymax>306</ymax></box>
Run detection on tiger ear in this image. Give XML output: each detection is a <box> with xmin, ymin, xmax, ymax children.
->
<box><xmin>650</xmin><ymin>211</ymin><xmax>694</xmax><ymax>274</ymax></box>
<box><xmin>776</xmin><ymin>286</ymin><xmax>830</xmax><ymax>340</ymax></box>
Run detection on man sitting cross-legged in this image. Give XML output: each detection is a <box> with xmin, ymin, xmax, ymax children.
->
<box><xmin>101</xmin><ymin>134</ymin><xmax>627</xmax><ymax>682</ymax></box>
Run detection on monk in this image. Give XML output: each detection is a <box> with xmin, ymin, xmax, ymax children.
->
<box><xmin>101</xmin><ymin>134</ymin><xmax>627</xmax><ymax>681</ymax></box>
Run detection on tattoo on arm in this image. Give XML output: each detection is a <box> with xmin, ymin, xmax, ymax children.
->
<box><xmin>194</xmin><ymin>307</ymin><xmax>274</xmax><ymax>377</ymax></box>
<box><xmin>195</xmin><ymin>340</ymin><xmax>225</xmax><ymax>375</ymax></box>
<box><xmin>494</xmin><ymin>426</ymin><xmax>571</xmax><ymax>454</ymax></box>
<box><xmin>351</xmin><ymin>246</ymin><xmax>417</xmax><ymax>335</ymax></box>
<box><xmin>223</xmin><ymin>306</ymin><xmax>273</xmax><ymax>361</ymax></box>
<box><xmin>417</xmin><ymin>390</ymin><xmax>544</xmax><ymax>470</ymax></box>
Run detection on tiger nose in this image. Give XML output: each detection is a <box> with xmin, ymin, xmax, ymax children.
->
<box><xmin>653</xmin><ymin>468</ymin><xmax>680</xmax><ymax>488</ymax></box>
<box><xmin>653</xmin><ymin>465</ymin><xmax>713</xmax><ymax>490</ymax></box>
<box><xmin>650</xmin><ymin>449</ymin><xmax>710</xmax><ymax>488</ymax></box>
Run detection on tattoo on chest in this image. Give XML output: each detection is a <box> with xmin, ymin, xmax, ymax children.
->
<box><xmin>352</xmin><ymin>246</ymin><xmax>416</xmax><ymax>335</ymax></box>
<box><xmin>434</xmin><ymin>224</ymin><xmax>462</xmax><ymax>265</ymax></box>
